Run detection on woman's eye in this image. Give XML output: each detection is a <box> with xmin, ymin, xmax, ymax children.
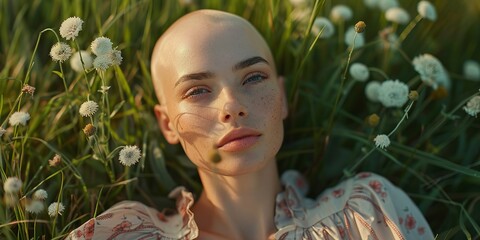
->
<box><xmin>243</xmin><ymin>72</ymin><xmax>267</xmax><ymax>85</ymax></box>
<box><xmin>183</xmin><ymin>87</ymin><xmax>210</xmax><ymax>99</ymax></box>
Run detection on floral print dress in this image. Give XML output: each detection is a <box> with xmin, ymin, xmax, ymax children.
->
<box><xmin>67</xmin><ymin>171</ymin><xmax>434</xmax><ymax>240</ymax></box>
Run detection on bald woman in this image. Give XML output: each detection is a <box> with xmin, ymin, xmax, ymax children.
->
<box><xmin>68</xmin><ymin>10</ymin><xmax>433</xmax><ymax>240</ymax></box>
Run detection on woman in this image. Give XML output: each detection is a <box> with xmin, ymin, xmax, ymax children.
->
<box><xmin>69</xmin><ymin>9</ymin><xmax>433</xmax><ymax>240</ymax></box>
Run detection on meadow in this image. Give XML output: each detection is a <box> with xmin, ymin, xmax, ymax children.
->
<box><xmin>1</xmin><ymin>0</ymin><xmax>480</xmax><ymax>239</ymax></box>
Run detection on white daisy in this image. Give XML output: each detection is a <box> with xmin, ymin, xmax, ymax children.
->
<box><xmin>378</xmin><ymin>79</ymin><xmax>409</xmax><ymax>108</ymax></box>
<box><xmin>79</xmin><ymin>100</ymin><xmax>99</xmax><ymax>117</ymax></box>
<box><xmin>93</xmin><ymin>54</ymin><xmax>113</xmax><ymax>71</ymax></box>
<box><xmin>109</xmin><ymin>49</ymin><xmax>123</xmax><ymax>66</ymax></box>
<box><xmin>9</xmin><ymin>111</ymin><xmax>30</xmax><ymax>126</ymax></box>
<box><xmin>26</xmin><ymin>200</ymin><xmax>45</xmax><ymax>214</ymax></box>
<box><xmin>330</xmin><ymin>5</ymin><xmax>353</xmax><ymax>23</ymax></box>
<box><xmin>365</xmin><ymin>81</ymin><xmax>381</xmax><ymax>102</ymax></box>
<box><xmin>374</xmin><ymin>134</ymin><xmax>391</xmax><ymax>149</ymax></box>
<box><xmin>412</xmin><ymin>53</ymin><xmax>450</xmax><ymax>89</ymax></box>
<box><xmin>3</xmin><ymin>177</ymin><xmax>22</xmax><ymax>193</ymax></box>
<box><xmin>59</xmin><ymin>16</ymin><xmax>84</xmax><ymax>40</ymax></box>
<box><xmin>50</xmin><ymin>42</ymin><xmax>72</xmax><ymax>62</ymax></box>
<box><xmin>311</xmin><ymin>17</ymin><xmax>335</xmax><ymax>39</ymax></box>
<box><xmin>48</xmin><ymin>202</ymin><xmax>65</xmax><ymax>217</ymax></box>
<box><xmin>119</xmin><ymin>145</ymin><xmax>142</xmax><ymax>166</ymax></box>
<box><xmin>385</xmin><ymin>7</ymin><xmax>410</xmax><ymax>24</ymax></box>
<box><xmin>33</xmin><ymin>189</ymin><xmax>48</xmax><ymax>200</ymax></box>
<box><xmin>417</xmin><ymin>1</ymin><xmax>437</xmax><ymax>21</ymax></box>
<box><xmin>463</xmin><ymin>60</ymin><xmax>480</xmax><ymax>81</ymax></box>
<box><xmin>70</xmin><ymin>50</ymin><xmax>93</xmax><ymax>72</ymax></box>
<box><xmin>349</xmin><ymin>63</ymin><xmax>370</xmax><ymax>81</ymax></box>
<box><xmin>464</xmin><ymin>96</ymin><xmax>480</xmax><ymax>117</ymax></box>
<box><xmin>91</xmin><ymin>37</ymin><xmax>113</xmax><ymax>56</ymax></box>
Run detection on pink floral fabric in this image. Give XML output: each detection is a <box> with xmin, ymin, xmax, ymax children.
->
<box><xmin>67</xmin><ymin>171</ymin><xmax>434</xmax><ymax>240</ymax></box>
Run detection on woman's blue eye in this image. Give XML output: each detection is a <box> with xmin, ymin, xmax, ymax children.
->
<box><xmin>243</xmin><ymin>73</ymin><xmax>267</xmax><ymax>85</ymax></box>
<box><xmin>184</xmin><ymin>87</ymin><xmax>210</xmax><ymax>99</ymax></box>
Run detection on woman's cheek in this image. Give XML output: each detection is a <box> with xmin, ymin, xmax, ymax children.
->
<box><xmin>174</xmin><ymin>106</ymin><xmax>225</xmax><ymax>145</ymax></box>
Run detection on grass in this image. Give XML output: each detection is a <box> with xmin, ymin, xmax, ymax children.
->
<box><xmin>1</xmin><ymin>0</ymin><xmax>479</xmax><ymax>239</ymax></box>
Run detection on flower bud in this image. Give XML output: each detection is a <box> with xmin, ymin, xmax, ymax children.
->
<box><xmin>83</xmin><ymin>123</ymin><xmax>96</xmax><ymax>137</ymax></box>
<box><xmin>22</xmin><ymin>84</ymin><xmax>36</xmax><ymax>96</ymax></box>
<box><xmin>408</xmin><ymin>90</ymin><xmax>419</xmax><ymax>101</ymax></box>
<box><xmin>355</xmin><ymin>21</ymin><xmax>366</xmax><ymax>33</ymax></box>
<box><xmin>49</xmin><ymin>154</ymin><xmax>62</xmax><ymax>167</ymax></box>
<box><xmin>366</xmin><ymin>114</ymin><xmax>380</xmax><ymax>127</ymax></box>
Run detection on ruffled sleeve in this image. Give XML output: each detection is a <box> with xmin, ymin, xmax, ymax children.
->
<box><xmin>66</xmin><ymin>187</ymin><xmax>198</xmax><ymax>240</ymax></box>
<box><xmin>274</xmin><ymin>171</ymin><xmax>434</xmax><ymax>240</ymax></box>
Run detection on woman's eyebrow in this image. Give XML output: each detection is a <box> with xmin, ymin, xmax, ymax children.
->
<box><xmin>233</xmin><ymin>56</ymin><xmax>269</xmax><ymax>71</ymax></box>
<box><xmin>175</xmin><ymin>71</ymin><xmax>215</xmax><ymax>88</ymax></box>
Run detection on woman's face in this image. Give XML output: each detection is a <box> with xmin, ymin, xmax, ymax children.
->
<box><xmin>153</xmin><ymin>14</ymin><xmax>287</xmax><ymax>176</ymax></box>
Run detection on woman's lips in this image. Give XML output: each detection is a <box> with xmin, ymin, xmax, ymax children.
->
<box><xmin>217</xmin><ymin>128</ymin><xmax>261</xmax><ymax>152</ymax></box>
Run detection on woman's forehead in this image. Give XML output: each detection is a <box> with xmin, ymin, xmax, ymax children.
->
<box><xmin>158</xmin><ymin>16</ymin><xmax>272</xmax><ymax>73</ymax></box>
<box><xmin>151</xmin><ymin>10</ymin><xmax>275</xmax><ymax>102</ymax></box>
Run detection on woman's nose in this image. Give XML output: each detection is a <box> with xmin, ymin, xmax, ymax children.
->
<box><xmin>219</xmin><ymin>91</ymin><xmax>248</xmax><ymax>123</ymax></box>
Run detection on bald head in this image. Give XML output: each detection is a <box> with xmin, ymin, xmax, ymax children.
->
<box><xmin>150</xmin><ymin>9</ymin><xmax>275</xmax><ymax>105</ymax></box>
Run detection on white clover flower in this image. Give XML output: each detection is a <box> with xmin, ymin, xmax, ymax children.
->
<box><xmin>417</xmin><ymin>1</ymin><xmax>437</xmax><ymax>21</ymax></box>
<box><xmin>48</xmin><ymin>202</ymin><xmax>65</xmax><ymax>217</ymax></box>
<box><xmin>412</xmin><ymin>53</ymin><xmax>451</xmax><ymax>89</ymax></box>
<box><xmin>3</xmin><ymin>177</ymin><xmax>22</xmax><ymax>193</ymax></box>
<box><xmin>50</xmin><ymin>42</ymin><xmax>72</xmax><ymax>62</ymax></box>
<box><xmin>79</xmin><ymin>100</ymin><xmax>99</xmax><ymax>117</ymax></box>
<box><xmin>378</xmin><ymin>0</ymin><xmax>398</xmax><ymax>11</ymax></box>
<box><xmin>70</xmin><ymin>50</ymin><xmax>93</xmax><ymax>72</ymax></box>
<box><xmin>59</xmin><ymin>16</ymin><xmax>83</xmax><ymax>40</ymax></box>
<box><xmin>93</xmin><ymin>54</ymin><xmax>113</xmax><ymax>71</ymax></box>
<box><xmin>464</xmin><ymin>96</ymin><xmax>480</xmax><ymax>117</ymax></box>
<box><xmin>464</xmin><ymin>60</ymin><xmax>480</xmax><ymax>81</ymax></box>
<box><xmin>349</xmin><ymin>63</ymin><xmax>370</xmax><ymax>81</ymax></box>
<box><xmin>374</xmin><ymin>134</ymin><xmax>390</xmax><ymax>149</ymax></box>
<box><xmin>33</xmin><ymin>189</ymin><xmax>48</xmax><ymax>200</ymax></box>
<box><xmin>9</xmin><ymin>111</ymin><xmax>30</xmax><ymax>126</ymax></box>
<box><xmin>109</xmin><ymin>49</ymin><xmax>123</xmax><ymax>66</ymax></box>
<box><xmin>119</xmin><ymin>145</ymin><xmax>142</xmax><ymax>166</ymax></box>
<box><xmin>330</xmin><ymin>5</ymin><xmax>353</xmax><ymax>23</ymax></box>
<box><xmin>26</xmin><ymin>200</ymin><xmax>45</xmax><ymax>214</ymax></box>
<box><xmin>365</xmin><ymin>81</ymin><xmax>381</xmax><ymax>102</ymax></box>
<box><xmin>385</xmin><ymin>7</ymin><xmax>410</xmax><ymax>24</ymax></box>
<box><xmin>311</xmin><ymin>17</ymin><xmax>335</xmax><ymax>39</ymax></box>
<box><xmin>378</xmin><ymin>79</ymin><xmax>409</xmax><ymax>108</ymax></box>
<box><xmin>91</xmin><ymin>37</ymin><xmax>113</xmax><ymax>56</ymax></box>
<box><xmin>0</xmin><ymin>127</ymin><xmax>6</xmax><ymax>137</ymax></box>
<box><xmin>345</xmin><ymin>26</ymin><xmax>365</xmax><ymax>48</ymax></box>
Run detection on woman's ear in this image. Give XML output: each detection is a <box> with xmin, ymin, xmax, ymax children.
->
<box><xmin>278</xmin><ymin>76</ymin><xmax>289</xmax><ymax>119</ymax></box>
<box><xmin>154</xmin><ymin>105</ymin><xmax>179</xmax><ymax>144</ymax></box>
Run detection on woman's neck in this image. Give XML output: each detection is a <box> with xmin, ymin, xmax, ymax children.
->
<box><xmin>192</xmin><ymin>160</ymin><xmax>281</xmax><ymax>240</ymax></box>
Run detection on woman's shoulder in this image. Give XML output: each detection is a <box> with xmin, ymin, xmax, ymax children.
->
<box><xmin>66</xmin><ymin>187</ymin><xmax>198</xmax><ymax>240</ymax></box>
<box><xmin>275</xmin><ymin>170</ymin><xmax>434</xmax><ymax>239</ymax></box>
